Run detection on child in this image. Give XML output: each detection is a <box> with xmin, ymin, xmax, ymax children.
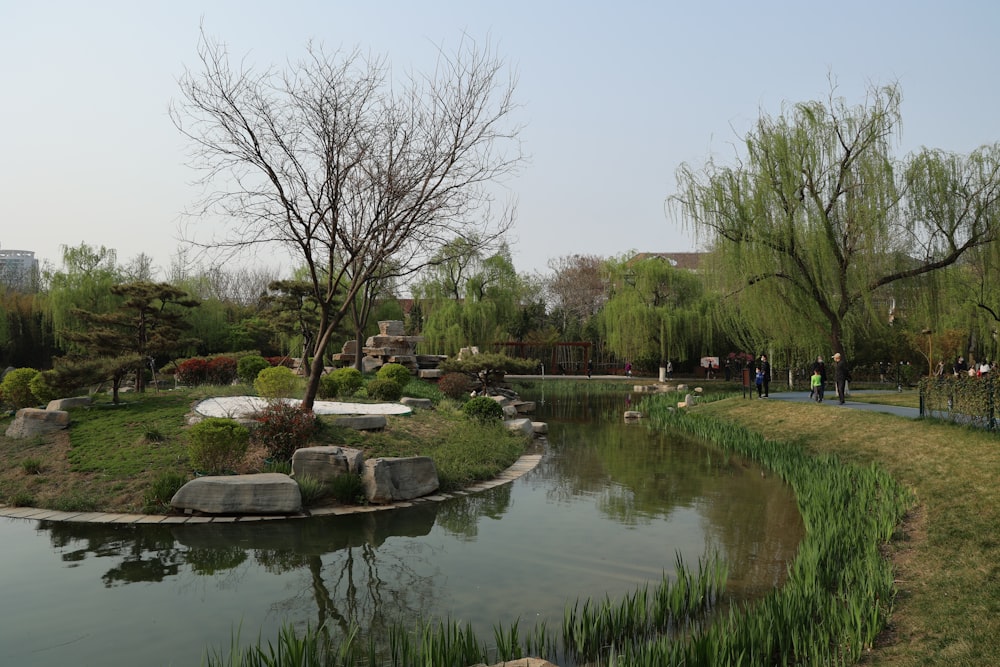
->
<box><xmin>810</xmin><ymin>367</ymin><xmax>823</xmax><ymax>402</ymax></box>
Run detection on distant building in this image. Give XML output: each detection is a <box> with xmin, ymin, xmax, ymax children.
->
<box><xmin>0</xmin><ymin>246</ymin><xmax>40</xmax><ymax>292</ymax></box>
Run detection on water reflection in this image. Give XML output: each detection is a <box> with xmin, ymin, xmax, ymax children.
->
<box><xmin>0</xmin><ymin>388</ymin><xmax>803</xmax><ymax>667</ymax></box>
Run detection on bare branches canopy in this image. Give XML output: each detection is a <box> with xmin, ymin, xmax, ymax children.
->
<box><xmin>171</xmin><ymin>32</ymin><xmax>524</xmax><ymax>407</ymax></box>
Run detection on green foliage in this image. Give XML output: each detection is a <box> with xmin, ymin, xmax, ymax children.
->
<box><xmin>236</xmin><ymin>355</ymin><xmax>270</xmax><ymax>385</ymax></box>
<box><xmin>399</xmin><ymin>378</ymin><xmax>445</xmax><ymax>402</ymax></box>
<box><xmin>376</xmin><ymin>362</ymin><xmax>413</xmax><ymax>387</ymax></box>
<box><xmin>317</xmin><ymin>373</ymin><xmax>340</xmax><ymax>399</ymax></box>
<box><xmin>27</xmin><ymin>372</ymin><xmax>60</xmax><ymax>404</ymax></box>
<box><xmin>249</xmin><ymin>402</ymin><xmax>317</xmax><ymax>461</ymax></box>
<box><xmin>187</xmin><ymin>418</ymin><xmax>249</xmax><ymax>474</ymax></box>
<box><xmin>328</xmin><ymin>473</ymin><xmax>366</xmax><ymax>504</ymax></box>
<box><xmin>254</xmin><ymin>365</ymin><xmax>299</xmax><ymax>399</ymax></box>
<box><xmin>0</xmin><ymin>367</ymin><xmax>40</xmax><ymax>408</ymax></box>
<box><xmin>143</xmin><ymin>471</ymin><xmax>190</xmax><ymax>513</ymax></box>
<box><xmin>461</xmin><ymin>395</ymin><xmax>504</xmax><ymax>422</ymax></box>
<box><xmin>438</xmin><ymin>372</ymin><xmax>472</xmax><ymax>400</ymax></box>
<box><xmin>294</xmin><ymin>475</ymin><xmax>329</xmax><ymax>506</ymax></box>
<box><xmin>20</xmin><ymin>458</ymin><xmax>43</xmax><ymax>475</ymax></box>
<box><xmin>365</xmin><ymin>377</ymin><xmax>403</xmax><ymax>402</ymax></box>
<box><xmin>330</xmin><ymin>367</ymin><xmax>363</xmax><ymax>397</ymax></box>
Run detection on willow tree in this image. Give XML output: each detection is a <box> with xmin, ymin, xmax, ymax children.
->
<box><xmin>673</xmin><ymin>83</ymin><xmax>1000</xmax><ymax>359</ymax></box>
<box><xmin>598</xmin><ymin>254</ymin><xmax>712</xmax><ymax>374</ymax></box>
<box><xmin>173</xmin><ymin>34</ymin><xmax>522</xmax><ymax>408</ymax></box>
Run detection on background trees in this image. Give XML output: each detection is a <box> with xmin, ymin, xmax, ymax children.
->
<box><xmin>674</xmin><ymin>83</ymin><xmax>1000</xmax><ymax>364</ymax></box>
<box><xmin>173</xmin><ymin>34</ymin><xmax>524</xmax><ymax>408</ymax></box>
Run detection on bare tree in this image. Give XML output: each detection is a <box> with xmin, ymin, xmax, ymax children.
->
<box><xmin>172</xmin><ymin>33</ymin><xmax>523</xmax><ymax>407</ymax></box>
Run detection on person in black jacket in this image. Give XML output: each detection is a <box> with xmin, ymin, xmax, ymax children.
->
<box><xmin>834</xmin><ymin>352</ymin><xmax>850</xmax><ymax>404</ymax></box>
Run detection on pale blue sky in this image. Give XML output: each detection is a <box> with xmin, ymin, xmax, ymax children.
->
<box><xmin>2</xmin><ymin>1</ymin><xmax>998</xmax><ymax>278</ymax></box>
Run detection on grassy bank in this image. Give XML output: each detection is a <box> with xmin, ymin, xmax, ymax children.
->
<box><xmin>693</xmin><ymin>396</ymin><xmax>1000</xmax><ymax>666</ymax></box>
<box><xmin>0</xmin><ymin>383</ymin><xmax>530</xmax><ymax>514</ymax></box>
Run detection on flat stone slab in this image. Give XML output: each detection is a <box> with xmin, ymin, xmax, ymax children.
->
<box><xmin>194</xmin><ymin>396</ymin><xmax>412</xmax><ymax>419</ymax></box>
<box><xmin>171</xmin><ymin>473</ymin><xmax>302</xmax><ymax>515</ymax></box>
<box><xmin>46</xmin><ymin>396</ymin><xmax>92</xmax><ymax>411</ymax></box>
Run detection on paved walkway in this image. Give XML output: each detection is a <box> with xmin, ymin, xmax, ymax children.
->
<box><xmin>759</xmin><ymin>389</ymin><xmax>921</xmax><ymax>419</ymax></box>
<box><xmin>0</xmin><ymin>454</ymin><xmax>542</xmax><ymax>525</ymax></box>
<box><xmin>194</xmin><ymin>396</ymin><xmax>413</xmax><ymax>418</ymax></box>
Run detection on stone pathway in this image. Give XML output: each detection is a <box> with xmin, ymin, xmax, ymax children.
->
<box><xmin>0</xmin><ymin>454</ymin><xmax>542</xmax><ymax>524</ymax></box>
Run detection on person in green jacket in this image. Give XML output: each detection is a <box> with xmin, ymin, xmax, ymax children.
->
<box><xmin>810</xmin><ymin>367</ymin><xmax>823</xmax><ymax>402</ymax></box>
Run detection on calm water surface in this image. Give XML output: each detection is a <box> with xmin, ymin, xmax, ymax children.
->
<box><xmin>0</xmin><ymin>387</ymin><xmax>803</xmax><ymax>666</ymax></box>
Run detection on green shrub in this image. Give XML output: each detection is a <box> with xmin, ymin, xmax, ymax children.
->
<box><xmin>318</xmin><ymin>373</ymin><xmax>340</xmax><ymax>400</ymax></box>
<box><xmin>438</xmin><ymin>372</ymin><xmax>472</xmax><ymax>400</ymax></box>
<box><xmin>143</xmin><ymin>471</ymin><xmax>190</xmax><ymax>513</ymax></box>
<box><xmin>400</xmin><ymin>379</ymin><xmax>444</xmax><ymax>402</ymax></box>
<box><xmin>249</xmin><ymin>402</ymin><xmax>317</xmax><ymax>461</ymax></box>
<box><xmin>462</xmin><ymin>395</ymin><xmax>504</xmax><ymax>422</ymax></box>
<box><xmin>366</xmin><ymin>377</ymin><xmax>403</xmax><ymax>402</ymax></box>
<box><xmin>330</xmin><ymin>367</ymin><xmax>363</xmax><ymax>397</ymax></box>
<box><xmin>295</xmin><ymin>475</ymin><xmax>329</xmax><ymax>506</ymax></box>
<box><xmin>21</xmin><ymin>458</ymin><xmax>43</xmax><ymax>475</ymax></box>
<box><xmin>28</xmin><ymin>372</ymin><xmax>61</xmax><ymax>405</ymax></box>
<box><xmin>377</xmin><ymin>363</ymin><xmax>412</xmax><ymax>387</ymax></box>
<box><xmin>0</xmin><ymin>368</ymin><xmax>40</xmax><ymax>409</ymax></box>
<box><xmin>328</xmin><ymin>473</ymin><xmax>366</xmax><ymax>504</ymax></box>
<box><xmin>187</xmin><ymin>418</ymin><xmax>250</xmax><ymax>474</ymax></box>
<box><xmin>237</xmin><ymin>355</ymin><xmax>270</xmax><ymax>385</ymax></box>
<box><xmin>254</xmin><ymin>366</ymin><xmax>299</xmax><ymax>399</ymax></box>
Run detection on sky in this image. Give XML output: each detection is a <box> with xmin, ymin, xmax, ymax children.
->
<box><xmin>3</xmin><ymin>1</ymin><xmax>1000</xmax><ymax>279</ymax></box>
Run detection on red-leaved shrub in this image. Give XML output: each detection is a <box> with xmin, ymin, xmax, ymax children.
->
<box><xmin>249</xmin><ymin>402</ymin><xmax>317</xmax><ymax>462</ymax></box>
<box><xmin>176</xmin><ymin>358</ymin><xmax>209</xmax><ymax>386</ymax></box>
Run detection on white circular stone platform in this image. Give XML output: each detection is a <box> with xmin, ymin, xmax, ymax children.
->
<box><xmin>194</xmin><ymin>396</ymin><xmax>412</xmax><ymax>419</ymax></box>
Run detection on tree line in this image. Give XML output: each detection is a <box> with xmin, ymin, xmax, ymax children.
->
<box><xmin>5</xmin><ymin>34</ymin><xmax>1000</xmax><ymax>405</ymax></box>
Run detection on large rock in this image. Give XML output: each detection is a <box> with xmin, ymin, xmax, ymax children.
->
<box><xmin>171</xmin><ymin>473</ymin><xmax>302</xmax><ymax>515</ymax></box>
<box><xmin>5</xmin><ymin>408</ymin><xmax>71</xmax><ymax>439</ymax></box>
<box><xmin>504</xmin><ymin>417</ymin><xmax>534</xmax><ymax>437</ymax></box>
<box><xmin>400</xmin><ymin>397</ymin><xmax>433</xmax><ymax>410</ymax></box>
<box><xmin>46</xmin><ymin>396</ymin><xmax>92</xmax><ymax>411</ymax></box>
<box><xmin>363</xmin><ymin>456</ymin><xmax>439</xmax><ymax>504</ymax></box>
<box><xmin>291</xmin><ymin>446</ymin><xmax>364</xmax><ymax>482</ymax></box>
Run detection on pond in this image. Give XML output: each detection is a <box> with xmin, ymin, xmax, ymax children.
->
<box><xmin>0</xmin><ymin>386</ymin><xmax>803</xmax><ymax>666</ymax></box>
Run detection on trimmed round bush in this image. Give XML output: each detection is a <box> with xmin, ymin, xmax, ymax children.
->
<box><xmin>254</xmin><ymin>365</ymin><xmax>299</xmax><ymax>399</ymax></box>
<box><xmin>318</xmin><ymin>373</ymin><xmax>340</xmax><ymax>399</ymax></box>
<box><xmin>237</xmin><ymin>355</ymin><xmax>270</xmax><ymax>385</ymax></box>
<box><xmin>187</xmin><ymin>418</ymin><xmax>249</xmax><ymax>474</ymax></box>
<box><xmin>28</xmin><ymin>371</ymin><xmax>61</xmax><ymax>405</ymax></box>
<box><xmin>376</xmin><ymin>363</ymin><xmax>412</xmax><ymax>387</ymax></box>
<box><xmin>438</xmin><ymin>372</ymin><xmax>472</xmax><ymax>400</ymax></box>
<box><xmin>0</xmin><ymin>367</ymin><xmax>40</xmax><ymax>409</ymax></box>
<box><xmin>462</xmin><ymin>395</ymin><xmax>504</xmax><ymax>422</ymax></box>
<box><xmin>330</xmin><ymin>367</ymin><xmax>363</xmax><ymax>397</ymax></box>
<box><xmin>366</xmin><ymin>377</ymin><xmax>403</xmax><ymax>402</ymax></box>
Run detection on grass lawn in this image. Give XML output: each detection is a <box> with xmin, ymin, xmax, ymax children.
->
<box><xmin>695</xmin><ymin>396</ymin><xmax>1000</xmax><ymax>667</ymax></box>
<box><xmin>0</xmin><ymin>384</ymin><xmax>530</xmax><ymax>514</ymax></box>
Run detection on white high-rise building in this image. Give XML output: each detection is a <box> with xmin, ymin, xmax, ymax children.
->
<box><xmin>0</xmin><ymin>246</ymin><xmax>40</xmax><ymax>292</ymax></box>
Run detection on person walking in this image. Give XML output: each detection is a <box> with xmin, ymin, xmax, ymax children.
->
<box><xmin>834</xmin><ymin>352</ymin><xmax>850</xmax><ymax>404</ymax></box>
<box><xmin>811</xmin><ymin>355</ymin><xmax>827</xmax><ymax>402</ymax></box>
<box><xmin>757</xmin><ymin>354</ymin><xmax>771</xmax><ymax>398</ymax></box>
